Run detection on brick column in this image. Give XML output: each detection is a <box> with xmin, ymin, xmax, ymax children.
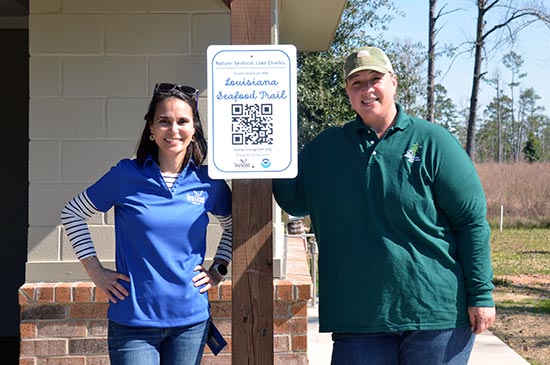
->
<box><xmin>19</xmin><ymin>282</ymin><xmax>110</xmax><ymax>364</ymax></box>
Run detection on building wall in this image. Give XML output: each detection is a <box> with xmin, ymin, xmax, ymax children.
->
<box><xmin>20</xmin><ymin>1</ymin><xmax>305</xmax><ymax>363</ymax></box>
<box><xmin>26</xmin><ymin>0</ymin><xmax>285</xmax><ymax>282</ymax></box>
<box><xmin>27</xmin><ymin>0</ymin><xmax>231</xmax><ymax>281</ymax></box>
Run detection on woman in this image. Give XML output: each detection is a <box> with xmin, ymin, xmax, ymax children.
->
<box><xmin>61</xmin><ymin>83</ymin><xmax>232</xmax><ymax>364</ymax></box>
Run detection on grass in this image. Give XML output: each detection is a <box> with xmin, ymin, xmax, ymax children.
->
<box><xmin>496</xmin><ymin>298</ymin><xmax>550</xmax><ymax>314</ymax></box>
<box><xmin>490</xmin><ymin>228</ymin><xmax>550</xmax><ymax>276</ymax></box>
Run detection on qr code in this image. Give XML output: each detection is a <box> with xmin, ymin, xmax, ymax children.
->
<box><xmin>231</xmin><ymin>104</ymin><xmax>274</xmax><ymax>145</ymax></box>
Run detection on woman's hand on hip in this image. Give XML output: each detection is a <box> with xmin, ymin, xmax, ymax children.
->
<box><xmin>84</xmin><ymin>256</ymin><xmax>130</xmax><ymax>303</ymax></box>
<box><xmin>193</xmin><ymin>265</ymin><xmax>222</xmax><ymax>293</ymax></box>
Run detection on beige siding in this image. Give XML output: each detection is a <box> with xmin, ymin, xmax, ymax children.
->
<box><xmin>27</xmin><ymin>0</ymin><xmax>233</xmax><ymax>281</ymax></box>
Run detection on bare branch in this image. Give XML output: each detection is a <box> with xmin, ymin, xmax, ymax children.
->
<box><xmin>436</xmin><ymin>4</ymin><xmax>464</xmax><ymax>19</ymax></box>
<box><xmin>483</xmin><ymin>9</ymin><xmax>550</xmax><ymax>40</ymax></box>
<box><xmin>439</xmin><ymin>44</ymin><xmax>475</xmax><ymax>81</ymax></box>
<box><xmin>484</xmin><ymin>0</ymin><xmax>501</xmax><ymax>14</ymax></box>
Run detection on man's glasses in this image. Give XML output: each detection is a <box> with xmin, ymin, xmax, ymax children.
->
<box><xmin>153</xmin><ymin>83</ymin><xmax>199</xmax><ymax>99</ymax></box>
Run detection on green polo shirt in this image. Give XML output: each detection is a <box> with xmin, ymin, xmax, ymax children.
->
<box><xmin>273</xmin><ymin>104</ymin><xmax>494</xmax><ymax>333</ymax></box>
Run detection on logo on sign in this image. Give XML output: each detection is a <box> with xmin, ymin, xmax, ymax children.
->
<box><xmin>234</xmin><ymin>158</ymin><xmax>252</xmax><ymax>169</ymax></box>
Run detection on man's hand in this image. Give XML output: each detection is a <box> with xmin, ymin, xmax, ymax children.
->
<box><xmin>468</xmin><ymin>306</ymin><xmax>496</xmax><ymax>334</ymax></box>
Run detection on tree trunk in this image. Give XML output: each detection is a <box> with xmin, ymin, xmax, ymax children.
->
<box><xmin>466</xmin><ymin>0</ymin><xmax>487</xmax><ymax>160</ymax></box>
<box><xmin>497</xmin><ymin>84</ymin><xmax>502</xmax><ymax>163</ymax></box>
<box><xmin>426</xmin><ymin>0</ymin><xmax>437</xmax><ymax>123</ymax></box>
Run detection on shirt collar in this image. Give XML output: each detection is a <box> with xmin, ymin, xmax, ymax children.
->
<box><xmin>143</xmin><ymin>154</ymin><xmax>198</xmax><ymax>171</ymax></box>
<box><xmin>351</xmin><ymin>103</ymin><xmax>411</xmax><ymax>134</ymax></box>
<box><xmin>392</xmin><ymin>103</ymin><xmax>411</xmax><ymax>131</ymax></box>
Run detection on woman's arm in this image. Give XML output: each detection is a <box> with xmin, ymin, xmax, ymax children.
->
<box><xmin>213</xmin><ymin>213</ymin><xmax>232</xmax><ymax>264</ymax></box>
<box><xmin>60</xmin><ymin>191</ymin><xmax>129</xmax><ymax>302</ymax></box>
<box><xmin>60</xmin><ymin>191</ymin><xmax>99</xmax><ymax>260</ymax></box>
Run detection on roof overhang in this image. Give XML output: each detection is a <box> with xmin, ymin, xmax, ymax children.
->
<box><xmin>276</xmin><ymin>0</ymin><xmax>346</xmax><ymax>51</ymax></box>
<box><xmin>222</xmin><ymin>0</ymin><xmax>347</xmax><ymax>52</ymax></box>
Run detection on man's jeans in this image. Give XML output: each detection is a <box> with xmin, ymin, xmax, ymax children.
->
<box><xmin>108</xmin><ymin>319</ymin><xmax>209</xmax><ymax>365</ymax></box>
<box><xmin>331</xmin><ymin>327</ymin><xmax>475</xmax><ymax>365</ymax></box>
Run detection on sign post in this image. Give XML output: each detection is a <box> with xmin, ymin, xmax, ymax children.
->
<box><xmin>207</xmin><ymin>44</ymin><xmax>296</xmax><ymax>361</ymax></box>
<box><xmin>222</xmin><ymin>0</ymin><xmax>292</xmax><ymax>363</ymax></box>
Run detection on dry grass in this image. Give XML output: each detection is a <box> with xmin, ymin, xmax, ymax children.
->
<box><xmin>476</xmin><ymin>162</ymin><xmax>550</xmax><ymax>227</ymax></box>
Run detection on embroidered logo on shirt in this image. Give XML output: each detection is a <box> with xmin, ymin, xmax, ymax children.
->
<box><xmin>404</xmin><ymin>143</ymin><xmax>422</xmax><ymax>162</ymax></box>
<box><xmin>187</xmin><ymin>191</ymin><xmax>206</xmax><ymax>205</ymax></box>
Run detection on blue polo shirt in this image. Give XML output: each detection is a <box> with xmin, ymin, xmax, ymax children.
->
<box><xmin>86</xmin><ymin>156</ymin><xmax>231</xmax><ymax>327</ymax></box>
<box><xmin>273</xmin><ymin>104</ymin><xmax>493</xmax><ymax>333</ymax></box>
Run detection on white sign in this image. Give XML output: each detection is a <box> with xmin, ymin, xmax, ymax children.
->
<box><xmin>207</xmin><ymin>44</ymin><xmax>297</xmax><ymax>179</ymax></box>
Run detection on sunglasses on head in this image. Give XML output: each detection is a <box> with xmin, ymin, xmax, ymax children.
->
<box><xmin>153</xmin><ymin>83</ymin><xmax>199</xmax><ymax>99</ymax></box>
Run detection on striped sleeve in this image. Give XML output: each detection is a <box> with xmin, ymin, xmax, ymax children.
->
<box><xmin>213</xmin><ymin>213</ymin><xmax>232</xmax><ymax>263</ymax></box>
<box><xmin>60</xmin><ymin>190</ymin><xmax>99</xmax><ymax>260</ymax></box>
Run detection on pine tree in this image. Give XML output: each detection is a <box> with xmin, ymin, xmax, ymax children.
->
<box><xmin>522</xmin><ymin>132</ymin><xmax>542</xmax><ymax>163</ymax></box>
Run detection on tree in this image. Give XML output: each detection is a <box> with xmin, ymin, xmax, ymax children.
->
<box><xmin>297</xmin><ymin>0</ymin><xmax>464</xmax><ymax>149</ymax></box>
<box><xmin>465</xmin><ymin>0</ymin><xmax>550</xmax><ymax>161</ymax></box>
<box><xmin>522</xmin><ymin>131</ymin><xmax>542</xmax><ymax>162</ymax></box>
<box><xmin>426</xmin><ymin>1</ymin><xmax>461</xmax><ymax>123</ymax></box>
<box><xmin>479</xmin><ymin>82</ymin><xmax>548</xmax><ymax>163</ymax></box>
<box><xmin>433</xmin><ymin>84</ymin><xmax>460</xmax><ymax>134</ymax></box>
<box><xmin>297</xmin><ymin>52</ymin><xmax>354</xmax><ymax>149</ymax></box>
<box><xmin>390</xmin><ymin>40</ymin><xmax>429</xmax><ymax>117</ymax></box>
<box><xmin>502</xmin><ymin>51</ymin><xmax>527</xmax><ymax>162</ymax></box>
<box><xmin>427</xmin><ymin>0</ymin><xmax>437</xmax><ymax>122</ymax></box>
<box><xmin>296</xmin><ymin>0</ymin><xmax>400</xmax><ymax>149</ymax></box>
<box><xmin>484</xmin><ymin>69</ymin><xmax>505</xmax><ymax>162</ymax></box>
<box><xmin>540</xmin><ymin>116</ymin><xmax>550</xmax><ymax>161</ymax></box>
<box><xmin>478</xmin><ymin>93</ymin><xmax>513</xmax><ymax>162</ymax></box>
<box><xmin>519</xmin><ymin>87</ymin><xmax>544</xmax><ymax>136</ymax></box>
<box><xmin>518</xmin><ymin>88</ymin><xmax>548</xmax><ymax>161</ymax></box>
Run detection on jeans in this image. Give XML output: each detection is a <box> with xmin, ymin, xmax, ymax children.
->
<box><xmin>108</xmin><ymin>319</ymin><xmax>210</xmax><ymax>365</ymax></box>
<box><xmin>331</xmin><ymin>327</ymin><xmax>475</xmax><ymax>365</ymax></box>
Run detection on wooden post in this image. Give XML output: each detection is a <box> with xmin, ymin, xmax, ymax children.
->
<box><xmin>229</xmin><ymin>0</ymin><xmax>274</xmax><ymax>364</ymax></box>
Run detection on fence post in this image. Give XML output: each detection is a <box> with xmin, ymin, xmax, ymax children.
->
<box><xmin>500</xmin><ymin>205</ymin><xmax>504</xmax><ymax>231</ymax></box>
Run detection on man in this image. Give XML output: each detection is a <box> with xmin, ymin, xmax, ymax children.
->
<box><xmin>273</xmin><ymin>46</ymin><xmax>495</xmax><ymax>364</ymax></box>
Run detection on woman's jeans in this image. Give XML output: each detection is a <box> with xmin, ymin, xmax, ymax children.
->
<box><xmin>108</xmin><ymin>319</ymin><xmax>210</xmax><ymax>365</ymax></box>
<box><xmin>331</xmin><ymin>327</ymin><xmax>475</xmax><ymax>365</ymax></box>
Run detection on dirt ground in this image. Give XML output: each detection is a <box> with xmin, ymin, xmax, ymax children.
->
<box><xmin>490</xmin><ymin>275</ymin><xmax>550</xmax><ymax>365</ymax></box>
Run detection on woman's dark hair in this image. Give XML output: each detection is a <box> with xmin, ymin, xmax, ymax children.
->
<box><xmin>136</xmin><ymin>90</ymin><xmax>207</xmax><ymax>171</ymax></box>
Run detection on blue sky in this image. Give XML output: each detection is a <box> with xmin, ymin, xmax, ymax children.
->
<box><xmin>382</xmin><ymin>0</ymin><xmax>550</xmax><ymax>114</ymax></box>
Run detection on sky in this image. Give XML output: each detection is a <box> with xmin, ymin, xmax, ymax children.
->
<box><xmin>382</xmin><ymin>0</ymin><xmax>550</xmax><ymax>114</ymax></box>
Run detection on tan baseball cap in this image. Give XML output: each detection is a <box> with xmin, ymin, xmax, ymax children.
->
<box><xmin>343</xmin><ymin>46</ymin><xmax>394</xmax><ymax>80</ymax></box>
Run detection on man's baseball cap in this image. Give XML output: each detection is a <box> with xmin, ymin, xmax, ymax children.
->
<box><xmin>343</xmin><ymin>46</ymin><xmax>394</xmax><ymax>80</ymax></box>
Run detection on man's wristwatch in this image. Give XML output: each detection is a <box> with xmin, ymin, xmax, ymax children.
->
<box><xmin>211</xmin><ymin>263</ymin><xmax>228</xmax><ymax>277</ymax></box>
